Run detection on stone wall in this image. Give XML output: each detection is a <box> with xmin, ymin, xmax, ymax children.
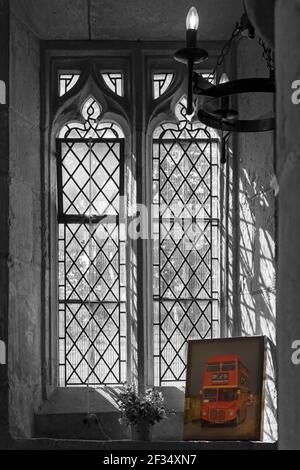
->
<box><xmin>8</xmin><ymin>4</ymin><xmax>42</xmax><ymax>438</ymax></box>
<box><xmin>276</xmin><ymin>0</ymin><xmax>300</xmax><ymax>450</ymax></box>
<box><xmin>0</xmin><ymin>0</ymin><xmax>10</xmax><ymax>448</ymax></box>
<box><xmin>236</xmin><ymin>38</ymin><xmax>277</xmax><ymax>441</ymax></box>
<box><xmin>1</xmin><ymin>0</ymin><xmax>281</xmax><ymax>444</ymax></box>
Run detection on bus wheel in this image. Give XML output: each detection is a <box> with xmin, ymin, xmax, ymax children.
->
<box><xmin>201</xmin><ymin>419</ymin><xmax>209</xmax><ymax>427</ymax></box>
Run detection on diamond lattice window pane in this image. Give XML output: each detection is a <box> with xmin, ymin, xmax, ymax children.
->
<box><xmin>60</xmin><ymin>141</ymin><xmax>121</xmax><ymax>217</ymax></box>
<box><xmin>57</xmin><ymin>100</ymin><xmax>126</xmax><ymax>386</ymax></box>
<box><xmin>153</xmin><ymin>97</ymin><xmax>220</xmax><ymax>386</ymax></box>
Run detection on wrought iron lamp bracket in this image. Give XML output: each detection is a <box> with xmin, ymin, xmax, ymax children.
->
<box><xmin>220</xmin><ymin>131</ymin><xmax>231</xmax><ymax>165</ymax></box>
<box><xmin>195</xmin><ymin>77</ymin><xmax>276</xmax><ymax>133</ymax></box>
<box><xmin>174</xmin><ymin>8</ymin><xmax>276</xmax><ymax>163</ymax></box>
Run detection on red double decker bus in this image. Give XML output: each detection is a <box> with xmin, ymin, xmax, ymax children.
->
<box><xmin>200</xmin><ymin>355</ymin><xmax>252</xmax><ymax>426</ymax></box>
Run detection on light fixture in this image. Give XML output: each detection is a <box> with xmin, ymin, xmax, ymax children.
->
<box><xmin>186</xmin><ymin>6</ymin><xmax>199</xmax><ymax>32</ymax></box>
<box><xmin>174</xmin><ymin>6</ymin><xmax>276</xmax><ymax>164</ymax></box>
<box><xmin>196</xmin><ymin>76</ymin><xmax>275</xmax><ymax>132</ymax></box>
<box><xmin>207</xmin><ymin>73</ymin><xmax>239</xmax><ymax>122</ymax></box>
<box><xmin>174</xmin><ymin>6</ymin><xmax>208</xmax><ymax>115</ymax></box>
<box><xmin>219</xmin><ymin>73</ymin><xmax>229</xmax><ymax>84</ymax></box>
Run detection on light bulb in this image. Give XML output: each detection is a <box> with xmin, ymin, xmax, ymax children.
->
<box><xmin>220</xmin><ymin>73</ymin><xmax>229</xmax><ymax>84</ymax></box>
<box><xmin>186</xmin><ymin>7</ymin><xmax>199</xmax><ymax>31</ymax></box>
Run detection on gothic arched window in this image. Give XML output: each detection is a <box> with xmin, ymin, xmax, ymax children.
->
<box><xmin>57</xmin><ymin>97</ymin><xmax>126</xmax><ymax>386</ymax></box>
<box><xmin>152</xmin><ymin>97</ymin><xmax>220</xmax><ymax>386</ymax></box>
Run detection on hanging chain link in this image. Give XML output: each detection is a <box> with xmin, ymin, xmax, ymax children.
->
<box><xmin>215</xmin><ymin>26</ymin><xmax>242</xmax><ymax>72</ymax></box>
<box><xmin>258</xmin><ymin>37</ymin><xmax>275</xmax><ymax>73</ymax></box>
<box><xmin>206</xmin><ymin>23</ymin><xmax>275</xmax><ymax>83</ymax></box>
<box><xmin>208</xmin><ymin>24</ymin><xmax>242</xmax><ymax>81</ymax></box>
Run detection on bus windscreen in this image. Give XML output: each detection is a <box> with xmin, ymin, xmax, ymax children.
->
<box><xmin>203</xmin><ymin>389</ymin><xmax>218</xmax><ymax>403</ymax></box>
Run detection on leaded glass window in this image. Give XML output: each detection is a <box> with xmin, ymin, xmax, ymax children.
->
<box><xmin>152</xmin><ymin>97</ymin><xmax>220</xmax><ymax>386</ymax></box>
<box><xmin>101</xmin><ymin>72</ymin><xmax>124</xmax><ymax>97</ymax></box>
<box><xmin>153</xmin><ymin>73</ymin><xmax>174</xmax><ymax>99</ymax></box>
<box><xmin>57</xmin><ymin>97</ymin><xmax>126</xmax><ymax>386</ymax></box>
<box><xmin>59</xmin><ymin>72</ymin><xmax>80</xmax><ymax>97</ymax></box>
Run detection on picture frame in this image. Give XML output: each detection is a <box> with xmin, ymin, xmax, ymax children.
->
<box><xmin>183</xmin><ymin>336</ymin><xmax>266</xmax><ymax>441</ymax></box>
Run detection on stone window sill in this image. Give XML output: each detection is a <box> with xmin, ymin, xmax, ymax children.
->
<box><xmin>33</xmin><ymin>387</ymin><xmax>276</xmax><ymax>448</ymax></box>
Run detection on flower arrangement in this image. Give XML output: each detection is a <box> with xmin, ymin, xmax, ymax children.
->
<box><xmin>117</xmin><ymin>383</ymin><xmax>169</xmax><ymax>427</ymax></box>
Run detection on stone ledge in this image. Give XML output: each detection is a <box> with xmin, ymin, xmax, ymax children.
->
<box><xmin>35</xmin><ymin>387</ymin><xmax>276</xmax><ymax>445</ymax></box>
<box><xmin>35</xmin><ymin>386</ymin><xmax>185</xmax><ymax>441</ymax></box>
<box><xmin>11</xmin><ymin>438</ymin><xmax>277</xmax><ymax>451</ymax></box>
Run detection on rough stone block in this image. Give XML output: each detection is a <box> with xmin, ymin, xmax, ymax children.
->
<box><xmin>9</xmin><ymin>16</ymin><xmax>40</xmax><ymax>125</ymax></box>
<box><xmin>8</xmin><ymin>259</ymin><xmax>42</xmax><ymax>437</ymax></box>
<box><xmin>9</xmin><ymin>113</ymin><xmax>40</xmax><ymax>189</ymax></box>
<box><xmin>9</xmin><ymin>179</ymin><xmax>34</xmax><ymax>264</ymax></box>
<box><xmin>10</xmin><ymin>0</ymin><xmax>89</xmax><ymax>40</ymax></box>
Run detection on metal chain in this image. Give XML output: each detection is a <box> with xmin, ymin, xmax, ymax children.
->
<box><xmin>206</xmin><ymin>26</ymin><xmax>275</xmax><ymax>84</ymax></box>
<box><xmin>258</xmin><ymin>37</ymin><xmax>275</xmax><ymax>72</ymax></box>
<box><xmin>208</xmin><ymin>24</ymin><xmax>242</xmax><ymax>81</ymax></box>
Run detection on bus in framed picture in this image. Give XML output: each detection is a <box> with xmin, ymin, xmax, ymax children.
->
<box><xmin>183</xmin><ymin>336</ymin><xmax>266</xmax><ymax>441</ymax></box>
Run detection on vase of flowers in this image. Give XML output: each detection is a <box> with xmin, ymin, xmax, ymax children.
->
<box><xmin>131</xmin><ymin>420</ymin><xmax>152</xmax><ymax>441</ymax></box>
<box><xmin>116</xmin><ymin>384</ymin><xmax>169</xmax><ymax>441</ymax></box>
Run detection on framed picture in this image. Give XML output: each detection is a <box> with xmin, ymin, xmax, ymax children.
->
<box><xmin>183</xmin><ymin>336</ymin><xmax>266</xmax><ymax>441</ymax></box>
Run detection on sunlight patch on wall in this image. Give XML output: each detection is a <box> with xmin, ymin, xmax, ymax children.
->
<box><xmin>0</xmin><ymin>80</ymin><xmax>6</xmax><ymax>104</ymax></box>
<box><xmin>0</xmin><ymin>340</ymin><xmax>6</xmax><ymax>364</ymax></box>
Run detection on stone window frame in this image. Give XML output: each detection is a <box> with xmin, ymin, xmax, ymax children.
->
<box><xmin>41</xmin><ymin>40</ymin><xmax>236</xmax><ymax>397</ymax></box>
